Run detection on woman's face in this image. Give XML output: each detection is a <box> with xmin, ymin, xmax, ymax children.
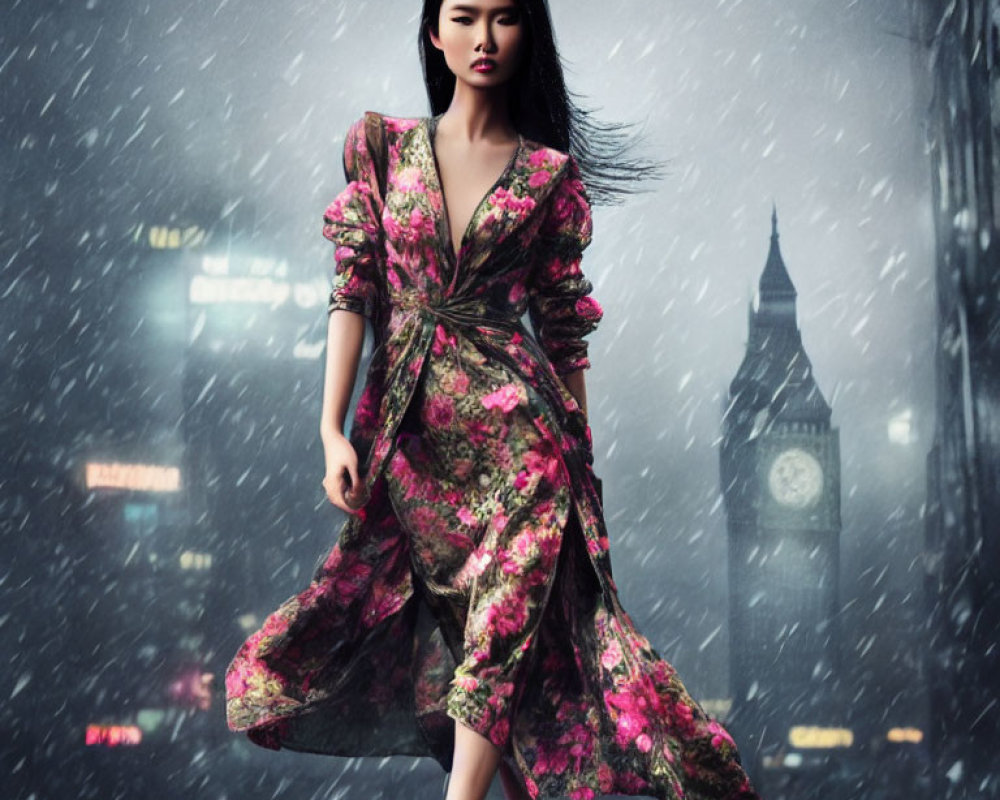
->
<box><xmin>429</xmin><ymin>0</ymin><xmax>525</xmax><ymax>90</ymax></box>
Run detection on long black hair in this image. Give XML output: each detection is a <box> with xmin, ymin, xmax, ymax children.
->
<box><xmin>418</xmin><ymin>0</ymin><xmax>665</xmax><ymax>205</ymax></box>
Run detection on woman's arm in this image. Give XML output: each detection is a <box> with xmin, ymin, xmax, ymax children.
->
<box><xmin>561</xmin><ymin>368</ymin><xmax>588</xmax><ymax>421</ymax></box>
<box><xmin>319</xmin><ymin>309</ymin><xmax>365</xmax><ymax>440</ymax></box>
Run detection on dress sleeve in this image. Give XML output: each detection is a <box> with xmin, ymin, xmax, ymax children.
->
<box><xmin>323</xmin><ymin>114</ymin><xmax>383</xmax><ymax>320</ymax></box>
<box><xmin>527</xmin><ymin>155</ymin><xmax>604</xmax><ymax>376</ymax></box>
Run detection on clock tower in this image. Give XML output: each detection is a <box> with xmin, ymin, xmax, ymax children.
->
<box><xmin>720</xmin><ymin>208</ymin><xmax>843</xmax><ymax>762</ymax></box>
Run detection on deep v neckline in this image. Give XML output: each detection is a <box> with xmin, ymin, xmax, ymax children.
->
<box><xmin>425</xmin><ymin>115</ymin><xmax>523</xmax><ymax>264</ymax></box>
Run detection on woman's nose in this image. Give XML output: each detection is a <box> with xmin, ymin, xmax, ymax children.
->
<box><xmin>475</xmin><ymin>22</ymin><xmax>497</xmax><ymax>53</ymax></box>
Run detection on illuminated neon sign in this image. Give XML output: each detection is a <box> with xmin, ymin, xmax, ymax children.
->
<box><xmin>85</xmin><ymin>724</ymin><xmax>143</xmax><ymax>747</ymax></box>
<box><xmin>136</xmin><ymin>225</ymin><xmax>207</xmax><ymax>250</ymax></box>
<box><xmin>787</xmin><ymin>725</ymin><xmax>854</xmax><ymax>748</ymax></box>
<box><xmin>189</xmin><ymin>275</ymin><xmax>327</xmax><ymax>309</ymax></box>
<box><xmin>85</xmin><ymin>462</ymin><xmax>181</xmax><ymax>492</ymax></box>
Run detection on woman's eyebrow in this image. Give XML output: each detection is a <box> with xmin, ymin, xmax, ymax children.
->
<box><xmin>448</xmin><ymin>4</ymin><xmax>519</xmax><ymax>13</ymax></box>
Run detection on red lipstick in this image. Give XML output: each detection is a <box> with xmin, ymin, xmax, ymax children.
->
<box><xmin>472</xmin><ymin>58</ymin><xmax>497</xmax><ymax>73</ymax></box>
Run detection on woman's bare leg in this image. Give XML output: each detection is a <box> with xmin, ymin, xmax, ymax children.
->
<box><xmin>498</xmin><ymin>759</ymin><xmax>533</xmax><ymax>800</ymax></box>
<box><xmin>445</xmin><ymin>718</ymin><xmax>503</xmax><ymax>800</ymax></box>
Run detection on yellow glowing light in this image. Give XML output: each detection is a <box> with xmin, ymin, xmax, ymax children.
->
<box><xmin>85</xmin><ymin>462</ymin><xmax>181</xmax><ymax>492</ymax></box>
<box><xmin>886</xmin><ymin>727</ymin><xmax>923</xmax><ymax>743</ymax></box>
<box><xmin>787</xmin><ymin>725</ymin><xmax>854</xmax><ymax>748</ymax></box>
<box><xmin>147</xmin><ymin>225</ymin><xmax>207</xmax><ymax>250</ymax></box>
<box><xmin>179</xmin><ymin>551</ymin><xmax>213</xmax><ymax>570</ymax></box>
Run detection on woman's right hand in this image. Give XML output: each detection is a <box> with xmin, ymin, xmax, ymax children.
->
<box><xmin>322</xmin><ymin>431</ymin><xmax>368</xmax><ymax>514</ymax></box>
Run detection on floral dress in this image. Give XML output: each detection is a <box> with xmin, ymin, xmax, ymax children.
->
<box><xmin>225</xmin><ymin>111</ymin><xmax>762</xmax><ymax>800</ymax></box>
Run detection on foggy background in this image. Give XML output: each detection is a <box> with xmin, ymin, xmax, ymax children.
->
<box><xmin>1</xmin><ymin>0</ymin><xmax>934</xmax><ymax>797</ymax></box>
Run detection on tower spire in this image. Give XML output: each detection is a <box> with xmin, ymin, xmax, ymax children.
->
<box><xmin>757</xmin><ymin>205</ymin><xmax>797</xmax><ymax>325</ymax></box>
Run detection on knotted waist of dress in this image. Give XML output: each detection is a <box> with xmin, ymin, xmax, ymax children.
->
<box><xmin>389</xmin><ymin>292</ymin><xmax>525</xmax><ymax>334</ymax></box>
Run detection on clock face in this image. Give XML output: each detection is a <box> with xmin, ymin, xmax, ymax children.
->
<box><xmin>768</xmin><ymin>448</ymin><xmax>823</xmax><ymax>509</ymax></box>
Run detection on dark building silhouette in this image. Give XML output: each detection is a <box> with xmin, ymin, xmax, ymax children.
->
<box><xmin>720</xmin><ymin>210</ymin><xmax>843</xmax><ymax>773</ymax></box>
<box><xmin>913</xmin><ymin>1</ymin><xmax>1000</xmax><ymax>797</ymax></box>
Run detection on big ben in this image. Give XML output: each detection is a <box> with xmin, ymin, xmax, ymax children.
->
<box><xmin>720</xmin><ymin>208</ymin><xmax>843</xmax><ymax>763</ymax></box>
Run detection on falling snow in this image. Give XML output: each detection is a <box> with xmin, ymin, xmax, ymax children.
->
<box><xmin>2</xmin><ymin>0</ymin><xmax>976</xmax><ymax>798</ymax></box>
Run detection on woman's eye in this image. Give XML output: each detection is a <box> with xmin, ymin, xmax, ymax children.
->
<box><xmin>451</xmin><ymin>15</ymin><xmax>473</xmax><ymax>25</ymax></box>
<box><xmin>498</xmin><ymin>14</ymin><xmax>520</xmax><ymax>25</ymax></box>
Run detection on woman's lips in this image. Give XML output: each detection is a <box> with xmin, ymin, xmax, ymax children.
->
<box><xmin>472</xmin><ymin>59</ymin><xmax>497</xmax><ymax>73</ymax></box>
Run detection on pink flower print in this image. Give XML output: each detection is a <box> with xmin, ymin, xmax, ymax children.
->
<box><xmin>564</xmin><ymin>723</ymin><xmax>593</xmax><ymax>772</ymax></box>
<box><xmin>471</xmin><ymin>647</ymin><xmax>491</xmax><ymax>664</ymax></box>
<box><xmin>489</xmin><ymin>716</ymin><xmax>510</xmax><ymax>747</ymax></box>
<box><xmin>481</xmin><ymin>382</ymin><xmax>523</xmax><ymax>413</ymax></box>
<box><xmin>457</xmin><ymin>506</ymin><xmax>477</xmax><ymax>526</ymax></box>
<box><xmin>537</xmin><ymin>530</ymin><xmax>561</xmax><ymax>567</ymax></box>
<box><xmin>441</xmin><ymin>368</ymin><xmax>470</xmax><ymax>395</ymax></box>
<box><xmin>454</xmin><ymin>674</ymin><xmax>479</xmax><ymax>691</ymax></box>
<box><xmin>616</xmin><ymin>710</ymin><xmax>647</xmax><ymax>747</ymax></box>
<box><xmin>496</xmin><ymin>440</ymin><xmax>514</xmax><ymax>472</ymax></box>
<box><xmin>512</xmin><ymin>527</ymin><xmax>538</xmax><ymax>559</ymax></box>
<box><xmin>662</xmin><ymin>740</ymin><xmax>676</xmax><ymax>763</ymax></box>
<box><xmin>513</xmin><ymin>469</ymin><xmax>532</xmax><ymax>492</ymax></box>
<box><xmin>707</xmin><ymin>719</ymin><xmax>736</xmax><ymax>750</ymax></box>
<box><xmin>605</xmin><ymin>688</ymin><xmax>651</xmax><ymax>749</ymax></box>
<box><xmin>330</xmin><ymin>556</ymin><xmax>373</xmax><ymax>603</ymax></box>
<box><xmin>528</xmin><ymin>148</ymin><xmax>554</xmax><ymax>169</ymax></box>
<box><xmin>466</xmin><ymin>547</ymin><xmax>493</xmax><ymax>578</ymax></box>
<box><xmin>224</xmin><ymin>661</ymin><xmax>252</xmax><ymax>697</ymax></box>
<box><xmin>395</xmin><ymin>165</ymin><xmax>425</xmax><ymax>193</ymax></box>
<box><xmin>492</xmin><ymin>506</ymin><xmax>509</xmax><ymax>532</ymax></box>
<box><xmin>575</xmin><ymin>295</ymin><xmax>604</xmax><ymax>322</ymax></box>
<box><xmin>597</xmin><ymin>763</ymin><xmax>614</xmax><ymax>793</ymax></box>
<box><xmin>384</xmin><ymin>116</ymin><xmax>420</xmax><ymax>134</ymax></box>
<box><xmin>529</xmin><ymin>169</ymin><xmax>552</xmax><ymax>188</ymax></box>
<box><xmin>524</xmin><ymin>775</ymin><xmax>538</xmax><ymax>799</ymax></box>
<box><xmin>489</xmin><ymin>186</ymin><xmax>537</xmax><ymax>215</ymax></box>
<box><xmin>354</xmin><ymin>383</ymin><xmax>381</xmax><ymax>428</ymax></box>
<box><xmin>425</xmin><ymin>393</ymin><xmax>455</xmax><ymax>428</ymax></box>
<box><xmin>386</xmin><ymin>265</ymin><xmax>403</xmax><ymax>292</ymax></box>
<box><xmin>536</xmin><ymin>742</ymin><xmax>570</xmax><ymax>775</ymax></box>
<box><xmin>409</xmin><ymin>206</ymin><xmax>436</xmax><ymax>239</ymax></box>
<box><xmin>444</xmin><ymin>529</ymin><xmax>475</xmax><ymax>550</ymax></box>
<box><xmin>466</xmin><ymin>418</ymin><xmax>492</xmax><ymax>446</ymax></box>
<box><xmin>635</xmin><ymin>732</ymin><xmax>653</xmax><ymax>752</ymax></box>
<box><xmin>498</xmin><ymin>547</ymin><xmax>521</xmax><ymax>576</ymax></box>
<box><xmin>523</xmin><ymin>448</ymin><xmax>561</xmax><ymax>485</ymax></box>
<box><xmin>486</xmin><ymin>592</ymin><xmax>529</xmax><ymax>637</ymax></box>
<box><xmin>568</xmin><ymin>788</ymin><xmax>595</xmax><ymax>800</ymax></box>
<box><xmin>431</xmin><ymin>322</ymin><xmax>459</xmax><ymax>357</ymax></box>
<box><xmin>617</xmin><ymin>772</ymin><xmax>650</xmax><ymax>793</ymax></box>
<box><xmin>601</xmin><ymin>639</ymin><xmax>623</xmax><ymax>670</ymax></box>
<box><xmin>507</xmin><ymin>281</ymin><xmax>527</xmax><ymax>304</ymax></box>
<box><xmin>409</xmin><ymin>505</ymin><xmax>446</xmax><ymax>534</ymax></box>
<box><xmin>549</xmin><ymin>186</ymin><xmax>586</xmax><ymax>230</ymax></box>
<box><xmin>382</xmin><ymin>210</ymin><xmax>403</xmax><ymax>240</ymax></box>
<box><xmin>361</xmin><ymin>582</ymin><xmax>404</xmax><ymax>626</ymax></box>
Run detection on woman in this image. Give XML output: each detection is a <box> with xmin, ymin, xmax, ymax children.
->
<box><xmin>225</xmin><ymin>2</ymin><xmax>763</xmax><ymax>799</ymax></box>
